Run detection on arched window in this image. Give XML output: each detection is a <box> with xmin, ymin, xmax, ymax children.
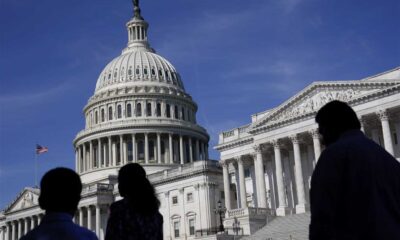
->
<box><xmin>161</xmin><ymin>141</ymin><xmax>165</xmax><ymax>155</ymax></box>
<box><xmin>136</xmin><ymin>103</ymin><xmax>142</xmax><ymax>117</ymax></box>
<box><xmin>136</xmin><ymin>67</ymin><xmax>140</xmax><ymax>75</ymax></box>
<box><xmin>181</xmin><ymin>107</ymin><xmax>185</xmax><ymax>120</ymax></box>
<box><xmin>149</xmin><ymin>140</ymin><xmax>155</xmax><ymax>160</ymax></box>
<box><xmin>144</xmin><ymin>67</ymin><xmax>148</xmax><ymax>75</ymax></box>
<box><xmin>156</xmin><ymin>103</ymin><xmax>161</xmax><ymax>117</ymax></box>
<box><xmin>117</xmin><ymin>105</ymin><xmax>122</xmax><ymax>119</ymax></box>
<box><xmin>127</xmin><ymin>104</ymin><xmax>132</xmax><ymax>117</ymax></box>
<box><xmin>108</xmin><ymin>106</ymin><xmax>113</xmax><ymax>120</ymax></box>
<box><xmin>166</xmin><ymin>104</ymin><xmax>171</xmax><ymax>118</ymax></box>
<box><xmin>95</xmin><ymin>111</ymin><xmax>98</xmax><ymax>124</ymax></box>
<box><xmin>174</xmin><ymin>106</ymin><xmax>179</xmax><ymax>119</ymax></box>
<box><xmin>101</xmin><ymin>109</ymin><xmax>105</xmax><ymax>122</ymax></box>
<box><xmin>146</xmin><ymin>103</ymin><xmax>152</xmax><ymax>116</ymax></box>
<box><xmin>138</xmin><ymin>141</ymin><xmax>144</xmax><ymax>160</ymax></box>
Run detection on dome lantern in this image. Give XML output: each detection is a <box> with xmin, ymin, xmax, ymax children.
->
<box><xmin>123</xmin><ymin>0</ymin><xmax>154</xmax><ymax>54</ymax></box>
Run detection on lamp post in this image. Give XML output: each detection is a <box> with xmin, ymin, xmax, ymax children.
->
<box><xmin>232</xmin><ymin>217</ymin><xmax>240</xmax><ymax>236</ymax></box>
<box><xmin>214</xmin><ymin>200</ymin><xmax>226</xmax><ymax>232</ymax></box>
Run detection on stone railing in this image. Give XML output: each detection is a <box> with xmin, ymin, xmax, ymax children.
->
<box><xmin>148</xmin><ymin>160</ymin><xmax>221</xmax><ymax>183</ymax></box>
<box><xmin>81</xmin><ymin>183</ymin><xmax>114</xmax><ymax>195</ymax></box>
<box><xmin>75</xmin><ymin>118</ymin><xmax>208</xmax><ymax>140</ymax></box>
<box><xmin>218</xmin><ymin>124</ymin><xmax>251</xmax><ymax>144</ymax></box>
<box><xmin>226</xmin><ymin>207</ymin><xmax>269</xmax><ymax>218</ymax></box>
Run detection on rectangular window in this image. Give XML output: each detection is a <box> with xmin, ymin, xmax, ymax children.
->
<box><xmin>244</xmin><ymin>169</ymin><xmax>250</xmax><ymax>178</ymax></box>
<box><xmin>187</xmin><ymin>192</ymin><xmax>193</xmax><ymax>202</ymax></box>
<box><xmin>174</xmin><ymin>221</ymin><xmax>180</xmax><ymax>238</ymax></box>
<box><xmin>189</xmin><ymin>219</ymin><xmax>195</xmax><ymax>236</ymax></box>
<box><xmin>172</xmin><ymin>196</ymin><xmax>178</xmax><ymax>204</ymax></box>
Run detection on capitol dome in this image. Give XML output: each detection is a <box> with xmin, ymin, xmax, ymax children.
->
<box><xmin>73</xmin><ymin>2</ymin><xmax>210</xmax><ymax>183</ymax></box>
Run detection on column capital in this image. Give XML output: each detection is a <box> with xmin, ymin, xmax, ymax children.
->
<box><xmin>270</xmin><ymin>139</ymin><xmax>281</xmax><ymax>149</ymax></box>
<box><xmin>194</xmin><ymin>184</ymin><xmax>200</xmax><ymax>190</ymax></box>
<box><xmin>252</xmin><ymin>144</ymin><xmax>265</xmax><ymax>153</ymax></box>
<box><xmin>178</xmin><ymin>188</ymin><xmax>184</xmax><ymax>194</ymax></box>
<box><xmin>308</xmin><ymin>129</ymin><xmax>320</xmax><ymax>139</ymax></box>
<box><xmin>164</xmin><ymin>191</ymin><xmax>170</xmax><ymax>197</ymax></box>
<box><xmin>220</xmin><ymin>160</ymin><xmax>229</xmax><ymax>168</ymax></box>
<box><xmin>235</xmin><ymin>156</ymin><xmax>244</xmax><ymax>165</ymax></box>
<box><xmin>377</xmin><ymin>109</ymin><xmax>389</xmax><ymax>121</ymax></box>
<box><xmin>289</xmin><ymin>134</ymin><xmax>300</xmax><ymax>144</ymax></box>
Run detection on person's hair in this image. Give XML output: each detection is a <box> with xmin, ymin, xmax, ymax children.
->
<box><xmin>315</xmin><ymin>100</ymin><xmax>361</xmax><ymax>145</ymax></box>
<box><xmin>118</xmin><ymin>163</ymin><xmax>160</xmax><ymax>214</ymax></box>
<box><xmin>316</xmin><ymin>100</ymin><xmax>361</xmax><ymax>130</ymax></box>
<box><xmin>38</xmin><ymin>167</ymin><xmax>82</xmax><ymax>214</ymax></box>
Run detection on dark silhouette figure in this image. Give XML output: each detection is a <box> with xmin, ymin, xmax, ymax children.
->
<box><xmin>22</xmin><ymin>167</ymin><xmax>98</xmax><ymax>240</ymax></box>
<box><xmin>309</xmin><ymin>100</ymin><xmax>400</xmax><ymax>240</ymax></box>
<box><xmin>105</xmin><ymin>163</ymin><xmax>163</xmax><ymax>240</ymax></box>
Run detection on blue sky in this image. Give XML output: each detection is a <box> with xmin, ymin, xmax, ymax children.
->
<box><xmin>0</xmin><ymin>0</ymin><xmax>399</xmax><ymax>208</ymax></box>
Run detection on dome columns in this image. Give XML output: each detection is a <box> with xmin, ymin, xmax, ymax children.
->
<box><xmin>75</xmin><ymin>132</ymin><xmax>209</xmax><ymax>174</ymax></box>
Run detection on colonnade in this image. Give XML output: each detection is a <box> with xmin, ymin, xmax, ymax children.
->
<box><xmin>76</xmin><ymin>133</ymin><xmax>209</xmax><ymax>173</ymax></box>
<box><xmin>0</xmin><ymin>213</ymin><xmax>44</xmax><ymax>240</ymax></box>
<box><xmin>75</xmin><ymin>204</ymin><xmax>106</xmax><ymax>238</ymax></box>
<box><xmin>221</xmin><ymin>108</ymin><xmax>398</xmax><ymax>216</ymax></box>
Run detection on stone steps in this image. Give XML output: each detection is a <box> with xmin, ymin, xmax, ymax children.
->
<box><xmin>241</xmin><ymin>213</ymin><xmax>310</xmax><ymax>240</ymax></box>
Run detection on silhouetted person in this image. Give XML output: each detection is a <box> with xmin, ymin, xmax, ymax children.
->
<box><xmin>309</xmin><ymin>100</ymin><xmax>400</xmax><ymax>240</ymax></box>
<box><xmin>105</xmin><ymin>163</ymin><xmax>163</xmax><ymax>240</ymax></box>
<box><xmin>22</xmin><ymin>167</ymin><xmax>98</xmax><ymax>240</ymax></box>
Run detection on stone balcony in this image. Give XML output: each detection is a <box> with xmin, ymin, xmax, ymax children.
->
<box><xmin>224</xmin><ymin>207</ymin><xmax>275</xmax><ymax>235</ymax></box>
<box><xmin>218</xmin><ymin>124</ymin><xmax>251</xmax><ymax>144</ymax></box>
<box><xmin>81</xmin><ymin>183</ymin><xmax>114</xmax><ymax>196</ymax></box>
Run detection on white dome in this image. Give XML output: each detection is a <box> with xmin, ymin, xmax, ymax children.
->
<box><xmin>95</xmin><ymin>50</ymin><xmax>184</xmax><ymax>93</ymax></box>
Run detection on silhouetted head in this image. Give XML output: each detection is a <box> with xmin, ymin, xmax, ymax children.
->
<box><xmin>316</xmin><ymin>100</ymin><xmax>361</xmax><ymax>146</ymax></box>
<box><xmin>118</xmin><ymin>163</ymin><xmax>160</xmax><ymax>214</ymax></box>
<box><xmin>38</xmin><ymin>167</ymin><xmax>82</xmax><ymax>216</ymax></box>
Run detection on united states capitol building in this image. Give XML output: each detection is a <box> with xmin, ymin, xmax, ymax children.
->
<box><xmin>0</xmin><ymin>1</ymin><xmax>399</xmax><ymax>240</ymax></box>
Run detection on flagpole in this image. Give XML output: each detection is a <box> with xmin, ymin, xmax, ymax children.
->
<box><xmin>35</xmin><ymin>152</ymin><xmax>38</xmax><ymax>187</ymax></box>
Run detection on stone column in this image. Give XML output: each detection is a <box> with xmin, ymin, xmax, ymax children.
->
<box><xmin>83</xmin><ymin>144</ymin><xmax>87</xmax><ymax>172</ymax></box>
<box><xmin>132</xmin><ymin>134</ymin><xmax>137</xmax><ymax>163</ymax></box>
<box><xmin>75</xmin><ymin>148</ymin><xmax>79</xmax><ymax>173</ymax></box>
<box><xmin>221</xmin><ymin>161</ymin><xmax>231</xmax><ymax>210</ymax></box>
<box><xmin>179</xmin><ymin>188</ymin><xmax>187</xmax><ymax>238</ymax></box>
<box><xmin>195</xmin><ymin>139</ymin><xmax>200</xmax><ymax>161</ymax></box>
<box><xmin>271</xmin><ymin>140</ymin><xmax>288</xmax><ymax>216</ymax></box>
<box><xmin>112</xmin><ymin>140</ymin><xmax>117</xmax><ymax>166</ymax></box>
<box><xmin>12</xmin><ymin>222</ymin><xmax>16</xmax><ymax>240</ymax></box>
<box><xmin>6</xmin><ymin>223</ymin><xmax>10</xmax><ymax>240</ymax></box>
<box><xmin>78</xmin><ymin>146</ymin><xmax>82</xmax><ymax>173</ymax></box>
<box><xmin>253</xmin><ymin>145</ymin><xmax>267</xmax><ymax>208</ymax></box>
<box><xmin>164</xmin><ymin>192</ymin><xmax>171</xmax><ymax>239</ymax></box>
<box><xmin>378</xmin><ymin>110</ymin><xmax>394</xmax><ymax>155</ymax></box>
<box><xmin>157</xmin><ymin>133</ymin><xmax>162</xmax><ymax>164</ymax></box>
<box><xmin>79</xmin><ymin>208</ymin><xmax>83</xmax><ymax>226</ymax></box>
<box><xmin>359</xmin><ymin>116</ymin><xmax>366</xmax><ymax>133</ymax></box>
<box><xmin>95</xmin><ymin>205</ymin><xmax>101</xmax><ymax>236</ymax></box>
<box><xmin>189</xmin><ymin>137</ymin><xmax>193</xmax><ymax>163</ymax></box>
<box><xmin>119</xmin><ymin>135</ymin><xmax>124</xmax><ymax>165</ymax></box>
<box><xmin>237</xmin><ymin>156</ymin><xmax>247</xmax><ymax>208</ymax></box>
<box><xmin>89</xmin><ymin>141</ymin><xmax>93</xmax><ymax>170</ymax></box>
<box><xmin>87</xmin><ymin>206</ymin><xmax>92</xmax><ymax>231</ymax></box>
<box><xmin>309</xmin><ymin>129</ymin><xmax>322</xmax><ymax>162</ymax></box>
<box><xmin>108</xmin><ymin>137</ymin><xmax>112</xmax><ymax>167</ymax></box>
<box><xmin>179</xmin><ymin>135</ymin><xmax>184</xmax><ymax>164</ymax></box>
<box><xmin>290</xmin><ymin>135</ymin><xmax>307</xmax><ymax>213</ymax></box>
<box><xmin>24</xmin><ymin>218</ymin><xmax>28</xmax><ymax>235</ymax></box>
<box><xmin>169</xmin><ymin>134</ymin><xmax>173</xmax><ymax>164</ymax></box>
<box><xmin>17</xmin><ymin>220</ymin><xmax>21</xmax><ymax>240</ymax></box>
<box><xmin>144</xmin><ymin>133</ymin><xmax>149</xmax><ymax>164</ymax></box>
<box><xmin>98</xmin><ymin>139</ymin><xmax>102</xmax><ymax>168</ymax></box>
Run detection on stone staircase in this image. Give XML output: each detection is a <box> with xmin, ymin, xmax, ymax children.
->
<box><xmin>241</xmin><ymin>213</ymin><xmax>310</xmax><ymax>240</ymax></box>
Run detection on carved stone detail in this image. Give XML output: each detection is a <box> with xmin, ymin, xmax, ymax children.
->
<box><xmin>377</xmin><ymin>109</ymin><xmax>389</xmax><ymax>121</ymax></box>
<box><xmin>271</xmin><ymin>89</ymin><xmax>369</xmax><ymax>122</ymax></box>
<box><xmin>308</xmin><ymin>129</ymin><xmax>320</xmax><ymax>139</ymax></box>
<box><xmin>289</xmin><ymin>134</ymin><xmax>299</xmax><ymax>144</ymax></box>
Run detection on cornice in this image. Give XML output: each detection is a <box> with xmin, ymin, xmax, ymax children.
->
<box><xmin>73</xmin><ymin>121</ymin><xmax>210</xmax><ymax>145</ymax></box>
<box><xmin>214</xmin><ymin>136</ymin><xmax>254</xmax><ymax>152</ymax></box>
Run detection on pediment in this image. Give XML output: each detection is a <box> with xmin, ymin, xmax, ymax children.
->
<box><xmin>4</xmin><ymin>188</ymin><xmax>40</xmax><ymax>213</ymax></box>
<box><xmin>251</xmin><ymin>80</ymin><xmax>400</xmax><ymax>130</ymax></box>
